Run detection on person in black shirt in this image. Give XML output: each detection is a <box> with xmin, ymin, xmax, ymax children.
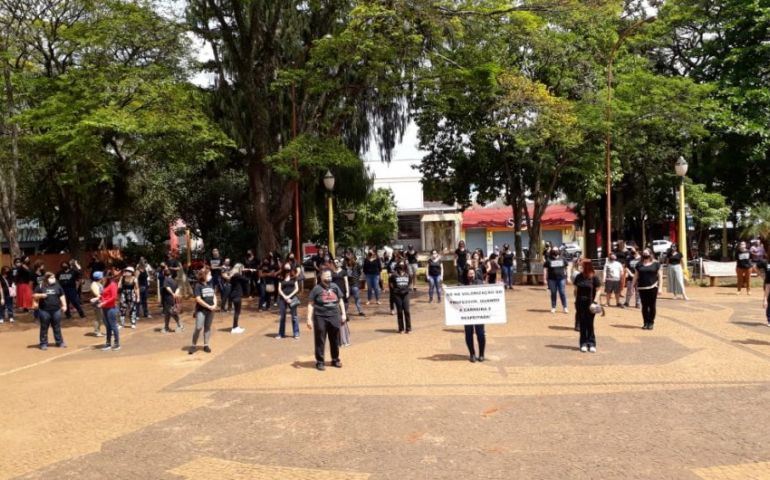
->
<box><xmin>389</xmin><ymin>262</ymin><xmax>412</xmax><ymax>333</ymax></box>
<box><xmin>33</xmin><ymin>272</ymin><xmax>67</xmax><ymax>350</ymax></box>
<box><xmin>462</xmin><ymin>268</ymin><xmax>487</xmax><ymax>362</ymax></box>
<box><xmin>666</xmin><ymin>244</ymin><xmax>689</xmax><ymax>300</ymax></box>
<box><xmin>763</xmin><ymin>266</ymin><xmax>770</xmax><ymax>326</ymax></box>
<box><xmin>136</xmin><ymin>263</ymin><xmax>151</xmax><ymax>318</ymax></box>
<box><xmin>307</xmin><ymin>268</ymin><xmax>346</xmax><ymax>370</ymax></box>
<box><xmin>363</xmin><ymin>249</ymin><xmax>382</xmax><ymax>305</ymax></box>
<box><xmin>244</xmin><ymin>250</ymin><xmax>259</xmax><ymax>297</ymax></box>
<box><xmin>225</xmin><ymin>263</ymin><xmax>248</xmax><ymax>333</ymax></box>
<box><xmin>633</xmin><ymin>248</ymin><xmax>663</xmax><ymax>330</ymax></box>
<box><xmin>544</xmin><ymin>248</ymin><xmax>569</xmax><ymax>314</ymax></box>
<box><xmin>207</xmin><ymin>248</ymin><xmax>224</xmax><ymax>297</ymax></box>
<box><xmin>189</xmin><ymin>268</ymin><xmax>216</xmax><ymax>354</ymax></box>
<box><xmin>56</xmin><ymin>262</ymin><xmax>84</xmax><ymax>319</ymax></box>
<box><xmin>344</xmin><ymin>256</ymin><xmax>365</xmax><ymax>316</ymax></box>
<box><xmin>277</xmin><ymin>263</ymin><xmax>300</xmax><ymax>338</ymax></box>
<box><xmin>500</xmin><ymin>244</ymin><xmax>516</xmax><ymax>290</ymax></box>
<box><xmin>427</xmin><ymin>249</ymin><xmax>444</xmax><ymax>303</ymax></box>
<box><xmin>455</xmin><ymin>240</ymin><xmax>468</xmax><ymax>286</ymax></box>
<box><xmin>405</xmin><ymin>245</ymin><xmax>419</xmax><ymax>292</ymax></box>
<box><xmin>574</xmin><ymin>259</ymin><xmax>601</xmax><ymax>353</ymax></box>
<box><xmin>735</xmin><ymin>241</ymin><xmax>753</xmax><ymax>295</ymax></box>
<box><xmin>258</xmin><ymin>257</ymin><xmax>276</xmax><ymax>311</ymax></box>
<box><xmin>624</xmin><ymin>248</ymin><xmax>641</xmax><ymax>308</ymax></box>
<box><xmin>160</xmin><ymin>267</ymin><xmax>182</xmax><ymax>333</ymax></box>
<box><xmin>15</xmin><ymin>258</ymin><xmax>33</xmax><ymax>312</ymax></box>
<box><xmin>88</xmin><ymin>254</ymin><xmax>106</xmax><ymax>281</ymax></box>
<box><xmin>332</xmin><ymin>260</ymin><xmax>351</xmax><ymax>346</ymax></box>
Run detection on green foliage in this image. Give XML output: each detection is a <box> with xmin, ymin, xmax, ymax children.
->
<box><xmin>348</xmin><ymin>188</ymin><xmax>399</xmax><ymax>247</ymax></box>
<box><xmin>685</xmin><ymin>181</ymin><xmax>729</xmax><ymax>228</ymax></box>
<box><xmin>743</xmin><ymin>204</ymin><xmax>770</xmax><ymax>242</ymax></box>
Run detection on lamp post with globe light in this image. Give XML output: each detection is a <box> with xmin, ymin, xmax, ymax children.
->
<box><xmin>323</xmin><ymin>170</ymin><xmax>336</xmax><ymax>257</ymax></box>
<box><xmin>675</xmin><ymin>156</ymin><xmax>690</xmax><ymax>280</ymax></box>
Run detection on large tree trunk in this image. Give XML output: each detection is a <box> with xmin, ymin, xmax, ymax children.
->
<box><xmin>0</xmin><ymin>49</ymin><xmax>21</xmax><ymax>259</ymax></box>
<box><xmin>248</xmin><ymin>158</ymin><xmax>294</xmax><ymax>257</ymax></box>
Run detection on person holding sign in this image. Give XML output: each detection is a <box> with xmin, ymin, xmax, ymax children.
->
<box><xmin>390</xmin><ymin>262</ymin><xmax>412</xmax><ymax>333</ymax></box>
<box><xmin>307</xmin><ymin>268</ymin><xmax>347</xmax><ymax>371</ymax></box>
<box><xmin>544</xmin><ymin>248</ymin><xmax>569</xmax><ymax>314</ymax></box>
<box><xmin>463</xmin><ymin>268</ymin><xmax>487</xmax><ymax>362</ymax></box>
<box><xmin>574</xmin><ymin>260</ymin><xmax>601</xmax><ymax>353</ymax></box>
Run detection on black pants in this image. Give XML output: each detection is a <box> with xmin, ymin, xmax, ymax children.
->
<box><xmin>63</xmin><ymin>286</ymin><xmax>84</xmax><ymax>318</ymax></box>
<box><xmin>231</xmin><ymin>298</ymin><xmax>242</xmax><ymax>328</ymax></box>
<box><xmin>576</xmin><ymin>299</ymin><xmax>596</xmax><ymax>347</ymax></box>
<box><xmin>313</xmin><ymin>317</ymin><xmax>340</xmax><ymax>363</ymax></box>
<box><xmin>464</xmin><ymin>324</ymin><xmax>485</xmax><ymax>357</ymax></box>
<box><xmin>639</xmin><ymin>287</ymin><xmax>658</xmax><ymax>326</ymax></box>
<box><xmin>393</xmin><ymin>293</ymin><xmax>411</xmax><ymax>332</ymax></box>
<box><xmin>39</xmin><ymin>309</ymin><xmax>64</xmax><ymax>346</ymax></box>
<box><xmin>389</xmin><ymin>289</ymin><xmax>395</xmax><ymax>311</ymax></box>
<box><xmin>221</xmin><ymin>284</ymin><xmax>232</xmax><ymax>311</ymax></box>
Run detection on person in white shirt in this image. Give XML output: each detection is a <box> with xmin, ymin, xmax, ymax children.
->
<box><xmin>603</xmin><ymin>254</ymin><xmax>624</xmax><ymax>308</ymax></box>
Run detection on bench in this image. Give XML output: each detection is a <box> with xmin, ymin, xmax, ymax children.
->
<box><xmin>701</xmin><ymin>260</ymin><xmax>739</xmax><ymax>287</ymax></box>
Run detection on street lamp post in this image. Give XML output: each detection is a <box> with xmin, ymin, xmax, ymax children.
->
<box><xmin>675</xmin><ymin>156</ymin><xmax>690</xmax><ymax>280</ymax></box>
<box><xmin>323</xmin><ymin>170</ymin><xmax>336</xmax><ymax>257</ymax></box>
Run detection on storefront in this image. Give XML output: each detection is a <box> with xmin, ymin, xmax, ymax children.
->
<box><xmin>460</xmin><ymin>204</ymin><xmax>579</xmax><ymax>255</ymax></box>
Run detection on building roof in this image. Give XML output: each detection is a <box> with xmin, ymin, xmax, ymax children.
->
<box><xmin>462</xmin><ymin>204</ymin><xmax>577</xmax><ymax>229</ymax></box>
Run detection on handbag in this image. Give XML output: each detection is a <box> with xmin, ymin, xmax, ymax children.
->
<box><xmin>289</xmin><ymin>296</ymin><xmax>301</xmax><ymax>309</ymax></box>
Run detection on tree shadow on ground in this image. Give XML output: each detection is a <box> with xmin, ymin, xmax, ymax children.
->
<box><xmin>420</xmin><ymin>353</ymin><xmax>468</xmax><ymax>362</ymax></box>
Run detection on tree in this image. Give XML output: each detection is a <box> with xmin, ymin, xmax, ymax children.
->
<box><xmin>743</xmin><ymin>204</ymin><xmax>770</xmax><ymax>252</ymax></box>
<box><xmin>187</xmin><ymin>0</ymin><xmax>424</xmax><ymax>256</ymax></box>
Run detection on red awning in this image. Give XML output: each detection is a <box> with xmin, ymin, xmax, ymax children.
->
<box><xmin>462</xmin><ymin>205</ymin><xmax>577</xmax><ymax>229</ymax></box>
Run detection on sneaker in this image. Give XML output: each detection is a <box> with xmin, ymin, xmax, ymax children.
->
<box><xmin>102</xmin><ymin>344</ymin><xmax>112</xmax><ymax>351</ymax></box>
<box><xmin>316</xmin><ymin>362</ymin><xmax>325</xmax><ymax>371</ymax></box>
<box><xmin>580</xmin><ymin>345</ymin><xmax>588</xmax><ymax>353</ymax></box>
<box><xmin>550</xmin><ymin>308</ymin><xmax>556</xmax><ymax>314</ymax></box>
<box><xmin>176</xmin><ymin>324</ymin><xmax>184</xmax><ymax>332</ymax></box>
<box><xmin>8</xmin><ymin>318</ymin><xmax>13</xmax><ymax>323</ymax></box>
<box><xmin>188</xmin><ymin>346</ymin><xmax>196</xmax><ymax>355</ymax></box>
<box><xmin>233</xmin><ymin>327</ymin><xmax>245</xmax><ymax>334</ymax></box>
<box><xmin>589</xmin><ymin>346</ymin><xmax>597</xmax><ymax>353</ymax></box>
<box><xmin>365</xmin><ymin>301</ymin><xmax>371</xmax><ymax>306</ymax></box>
<box><xmin>0</xmin><ymin>319</ymin><xmax>4</xmax><ymax>324</ymax></box>
<box><xmin>478</xmin><ymin>356</ymin><xmax>485</xmax><ymax>362</ymax></box>
<box><xmin>618</xmin><ymin>304</ymin><xmax>626</xmax><ymax>309</ymax></box>
<box><xmin>112</xmin><ymin>345</ymin><xmax>121</xmax><ymax>351</ymax></box>
<box><xmin>40</xmin><ymin>344</ymin><xmax>48</xmax><ymax>351</ymax></box>
<box><xmin>428</xmin><ymin>299</ymin><xmax>433</xmax><ymax>304</ymax></box>
<box><xmin>275</xmin><ymin>335</ymin><xmax>283</xmax><ymax>339</ymax></box>
<box><xmin>767</xmin><ymin>323</ymin><xmax>770</xmax><ymax>328</ymax></box>
<box><xmin>130</xmin><ymin>324</ymin><xmax>136</xmax><ymax>329</ymax></box>
<box><xmin>203</xmin><ymin>346</ymin><xmax>211</xmax><ymax>353</ymax></box>
<box><xmin>563</xmin><ymin>308</ymin><xmax>569</xmax><ymax>314</ymax></box>
<box><xmin>390</xmin><ymin>310</ymin><xmax>395</xmax><ymax>315</ymax></box>
<box><xmin>376</xmin><ymin>301</ymin><xmax>381</xmax><ymax>305</ymax></box>
<box><xmin>57</xmin><ymin>342</ymin><xmax>67</xmax><ymax>348</ymax></box>
<box><xmin>161</xmin><ymin>328</ymin><xmax>170</xmax><ymax>334</ymax></box>
<box><xmin>469</xmin><ymin>355</ymin><xmax>477</xmax><ymax>363</ymax></box>
<box><xmin>118</xmin><ymin>325</ymin><xmax>123</xmax><ymax>330</ymax></box>
<box><xmin>358</xmin><ymin>312</ymin><xmax>365</xmax><ymax>317</ymax></box>
<box><xmin>94</xmin><ymin>332</ymin><xmax>104</xmax><ymax>337</ymax></box>
<box><xmin>332</xmin><ymin>359</ymin><xmax>342</xmax><ymax>368</ymax></box>
<box><xmin>293</xmin><ymin>335</ymin><xmax>300</xmax><ymax>340</ymax></box>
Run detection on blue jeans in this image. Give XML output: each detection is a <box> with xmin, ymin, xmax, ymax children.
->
<box><xmin>365</xmin><ymin>274</ymin><xmax>380</xmax><ymax>301</ymax></box>
<box><xmin>548</xmin><ymin>278</ymin><xmax>567</xmax><ymax>309</ymax></box>
<box><xmin>502</xmin><ymin>265</ymin><xmax>514</xmax><ymax>288</ymax></box>
<box><xmin>102</xmin><ymin>307</ymin><xmax>120</xmax><ymax>347</ymax></box>
<box><xmin>428</xmin><ymin>275</ymin><xmax>442</xmax><ymax>301</ymax></box>
<box><xmin>347</xmin><ymin>285</ymin><xmax>363</xmax><ymax>313</ymax></box>
<box><xmin>259</xmin><ymin>281</ymin><xmax>270</xmax><ymax>309</ymax></box>
<box><xmin>3</xmin><ymin>296</ymin><xmax>13</xmax><ymax>320</ymax></box>
<box><xmin>278</xmin><ymin>297</ymin><xmax>299</xmax><ymax>337</ymax></box>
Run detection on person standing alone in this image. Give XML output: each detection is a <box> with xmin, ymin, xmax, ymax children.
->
<box><xmin>633</xmin><ymin>249</ymin><xmax>663</xmax><ymax>330</ymax></box>
<box><xmin>735</xmin><ymin>241</ymin><xmax>753</xmax><ymax>295</ymax></box>
<box><xmin>574</xmin><ymin>260</ymin><xmax>601</xmax><ymax>353</ymax></box>
<box><xmin>544</xmin><ymin>248</ymin><xmax>569</xmax><ymax>314</ymax></box>
<box><xmin>307</xmin><ymin>268</ymin><xmax>346</xmax><ymax>371</ymax></box>
<box><xmin>390</xmin><ymin>262</ymin><xmax>412</xmax><ymax>334</ymax></box>
<box><xmin>33</xmin><ymin>272</ymin><xmax>67</xmax><ymax>350</ymax></box>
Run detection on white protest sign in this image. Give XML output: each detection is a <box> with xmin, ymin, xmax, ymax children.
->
<box><xmin>443</xmin><ymin>284</ymin><xmax>507</xmax><ymax>326</ymax></box>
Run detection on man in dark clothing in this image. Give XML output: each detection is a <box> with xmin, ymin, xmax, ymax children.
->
<box><xmin>306</xmin><ymin>268</ymin><xmax>346</xmax><ymax>371</ymax></box>
<box><xmin>57</xmin><ymin>262</ymin><xmax>85</xmax><ymax>319</ymax></box>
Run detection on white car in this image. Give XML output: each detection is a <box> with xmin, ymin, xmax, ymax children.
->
<box><xmin>652</xmin><ymin>240</ymin><xmax>672</xmax><ymax>255</ymax></box>
<box><xmin>560</xmin><ymin>242</ymin><xmax>581</xmax><ymax>256</ymax></box>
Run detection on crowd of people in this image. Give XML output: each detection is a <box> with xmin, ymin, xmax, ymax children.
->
<box><xmin>0</xmin><ymin>236</ymin><xmax>767</xmax><ymax>366</ymax></box>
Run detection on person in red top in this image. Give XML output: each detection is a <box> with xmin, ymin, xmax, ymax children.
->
<box><xmin>98</xmin><ymin>268</ymin><xmax>121</xmax><ymax>351</ymax></box>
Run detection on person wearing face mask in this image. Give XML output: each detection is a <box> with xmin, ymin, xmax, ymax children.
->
<box><xmin>98</xmin><ymin>269</ymin><xmax>121</xmax><ymax>350</ymax></box>
<box><xmin>735</xmin><ymin>241</ymin><xmax>753</xmax><ymax>295</ymax></box>
<box><xmin>405</xmin><ymin>245</ymin><xmax>419</xmax><ymax>292</ymax></box>
<box><xmin>277</xmin><ymin>262</ymin><xmax>300</xmax><ymax>339</ymax></box>
<box><xmin>486</xmin><ymin>253</ymin><xmax>500</xmax><ymax>284</ymax></box>
<box><xmin>57</xmin><ymin>261</ymin><xmax>85</xmax><ymax>319</ymax></box>
<box><xmin>462</xmin><ymin>268</ymin><xmax>486</xmax><ymax>362</ymax></box>
<box><xmin>307</xmin><ymin>268</ymin><xmax>347</xmax><ymax>370</ymax></box>
<box><xmin>0</xmin><ymin>266</ymin><xmax>14</xmax><ymax>324</ymax></box>
<box><xmin>119</xmin><ymin>267</ymin><xmax>140</xmax><ymax>329</ymax></box>
<box><xmin>633</xmin><ymin>249</ymin><xmax>663</xmax><ymax>330</ymax></box>
<box><xmin>624</xmin><ymin>248</ymin><xmax>641</xmax><ymax>308</ymax></box>
<box><xmin>544</xmin><ymin>248</ymin><xmax>568</xmax><ymax>314</ymax></box>
<box><xmin>390</xmin><ymin>262</ymin><xmax>412</xmax><ymax>333</ymax></box>
<box><xmin>33</xmin><ymin>272</ymin><xmax>67</xmax><ymax>350</ymax></box>
<box><xmin>136</xmin><ymin>263</ymin><xmax>151</xmax><ymax>318</ymax></box>
<box><xmin>455</xmin><ymin>240</ymin><xmax>468</xmax><ymax>286</ymax></box>
<box><xmin>160</xmin><ymin>267</ymin><xmax>183</xmax><ymax>333</ymax></box>
<box><xmin>224</xmin><ymin>263</ymin><xmax>248</xmax><ymax>334</ymax></box>
<box><xmin>89</xmin><ymin>271</ymin><xmax>105</xmax><ymax>337</ymax></box>
<box><xmin>666</xmin><ymin>244</ymin><xmax>688</xmax><ymax>300</ymax></box>
<box><xmin>332</xmin><ymin>259</ymin><xmax>351</xmax><ymax>346</ymax></box>
<box><xmin>603</xmin><ymin>254</ymin><xmax>624</xmax><ymax>308</ymax></box>
<box><xmin>14</xmin><ymin>257</ymin><xmax>33</xmax><ymax>312</ymax></box>
<box><xmin>244</xmin><ymin>250</ymin><xmax>259</xmax><ymax>298</ymax></box>
<box><xmin>574</xmin><ymin>259</ymin><xmax>601</xmax><ymax>353</ymax></box>
<box><xmin>427</xmin><ymin>249</ymin><xmax>444</xmax><ymax>303</ymax></box>
<box><xmin>344</xmin><ymin>255</ymin><xmax>365</xmax><ymax>317</ymax></box>
<box><xmin>500</xmin><ymin>244</ymin><xmax>516</xmax><ymax>290</ymax></box>
<box><xmin>189</xmin><ymin>267</ymin><xmax>217</xmax><ymax>354</ymax></box>
<box><xmin>219</xmin><ymin>258</ymin><xmax>233</xmax><ymax>312</ymax></box>
<box><xmin>363</xmin><ymin>248</ymin><xmax>382</xmax><ymax>305</ymax></box>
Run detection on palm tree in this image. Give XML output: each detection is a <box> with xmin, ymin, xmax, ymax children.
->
<box><xmin>743</xmin><ymin>204</ymin><xmax>770</xmax><ymax>251</ymax></box>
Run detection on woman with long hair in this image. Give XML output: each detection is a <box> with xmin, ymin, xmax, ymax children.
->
<box><xmin>427</xmin><ymin>249</ymin><xmax>444</xmax><ymax>303</ymax></box>
<box><xmin>574</xmin><ymin>259</ymin><xmax>601</xmax><ymax>353</ymax></box>
<box><xmin>332</xmin><ymin>259</ymin><xmax>351</xmax><ymax>345</ymax></box>
<box><xmin>463</xmin><ymin>268</ymin><xmax>486</xmax><ymax>362</ymax></box>
<box><xmin>363</xmin><ymin>248</ymin><xmax>382</xmax><ymax>305</ymax></box>
<box><xmin>225</xmin><ymin>263</ymin><xmax>248</xmax><ymax>334</ymax></box>
<box><xmin>390</xmin><ymin>261</ymin><xmax>412</xmax><ymax>333</ymax></box>
<box><xmin>1</xmin><ymin>266</ymin><xmax>15</xmax><ymax>323</ymax></box>
<box><xmin>344</xmin><ymin>255</ymin><xmax>365</xmax><ymax>316</ymax></box>
<box><xmin>454</xmin><ymin>240</ymin><xmax>468</xmax><ymax>286</ymax></box>
<box><xmin>735</xmin><ymin>241</ymin><xmax>753</xmax><ymax>295</ymax></box>
<box><xmin>14</xmin><ymin>257</ymin><xmax>33</xmax><ymax>312</ymax></box>
<box><xmin>98</xmin><ymin>269</ymin><xmax>121</xmax><ymax>351</ymax></box>
<box><xmin>277</xmin><ymin>262</ymin><xmax>300</xmax><ymax>339</ymax></box>
<box><xmin>633</xmin><ymin>248</ymin><xmax>663</xmax><ymax>330</ymax></box>
<box><xmin>666</xmin><ymin>244</ymin><xmax>688</xmax><ymax>300</ymax></box>
<box><xmin>160</xmin><ymin>267</ymin><xmax>183</xmax><ymax>333</ymax></box>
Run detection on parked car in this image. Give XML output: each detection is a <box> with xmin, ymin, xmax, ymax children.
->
<box><xmin>560</xmin><ymin>242</ymin><xmax>582</xmax><ymax>256</ymax></box>
<box><xmin>652</xmin><ymin>240</ymin><xmax>672</xmax><ymax>255</ymax></box>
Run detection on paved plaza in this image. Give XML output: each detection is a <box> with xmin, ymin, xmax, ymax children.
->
<box><xmin>2</xmin><ymin>285</ymin><xmax>770</xmax><ymax>479</ymax></box>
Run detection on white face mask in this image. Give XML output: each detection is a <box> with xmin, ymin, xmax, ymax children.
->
<box><xmin>47</xmin><ymin>278</ymin><xmax>56</xmax><ymax>285</ymax></box>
